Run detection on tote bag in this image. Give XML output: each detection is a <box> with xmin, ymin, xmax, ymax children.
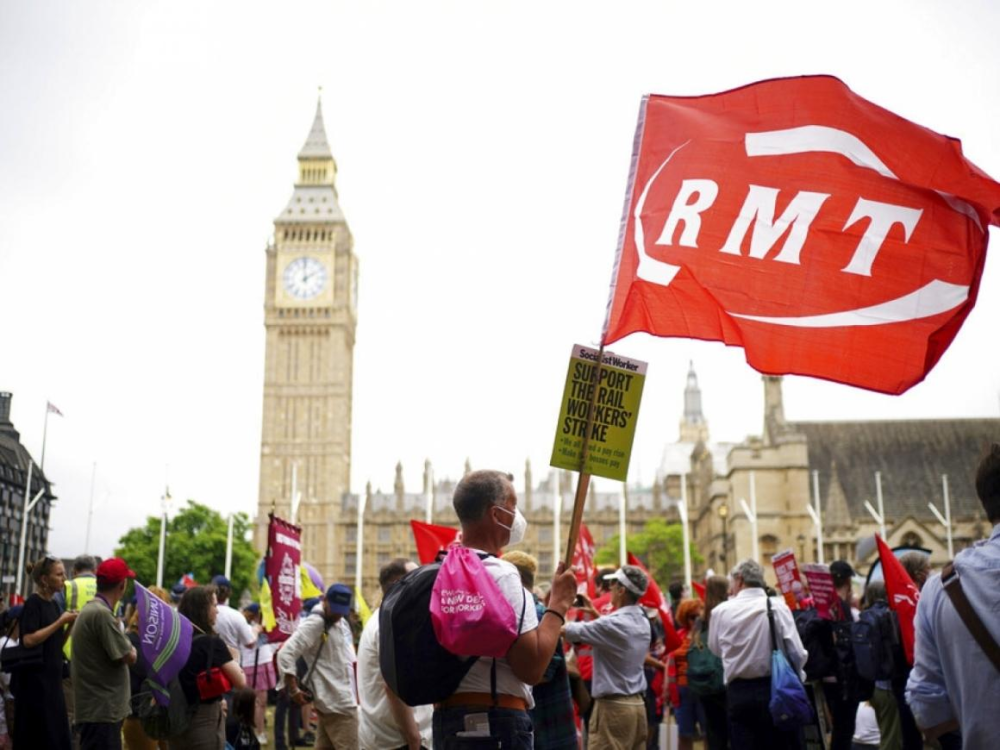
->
<box><xmin>767</xmin><ymin>597</ymin><xmax>813</xmax><ymax>729</ymax></box>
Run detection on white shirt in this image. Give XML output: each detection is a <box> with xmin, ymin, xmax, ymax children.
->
<box><xmin>357</xmin><ymin>607</ymin><xmax>432</xmax><ymax>750</ymax></box>
<box><xmin>453</xmin><ymin>554</ymin><xmax>538</xmax><ymax>707</ymax></box>
<box><xmin>215</xmin><ymin>603</ymin><xmax>257</xmax><ymax>650</ymax></box>
<box><xmin>853</xmin><ymin>702</ymin><xmax>880</xmax><ymax>744</ymax></box>
<box><xmin>277</xmin><ymin>607</ymin><xmax>358</xmax><ymax>715</ymax></box>
<box><xmin>239</xmin><ymin>633</ymin><xmax>276</xmax><ymax>672</ymax></box>
<box><xmin>708</xmin><ymin>588</ymin><xmax>807</xmax><ymax>684</ymax></box>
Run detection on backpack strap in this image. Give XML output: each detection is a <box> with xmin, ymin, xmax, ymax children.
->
<box><xmin>766</xmin><ymin>596</ymin><xmax>779</xmax><ymax>653</ymax></box>
<box><xmin>941</xmin><ymin>563</ymin><xmax>1000</xmax><ymax>673</ymax></box>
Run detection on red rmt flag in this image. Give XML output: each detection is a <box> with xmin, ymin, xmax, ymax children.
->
<box><xmin>627</xmin><ymin>552</ymin><xmax>682</xmax><ymax>653</ymax></box>
<box><xmin>603</xmin><ymin>76</ymin><xmax>1000</xmax><ymax>395</ymax></box>
<box><xmin>410</xmin><ymin>520</ymin><xmax>459</xmax><ymax>565</ymax></box>
<box><xmin>875</xmin><ymin>534</ymin><xmax>921</xmax><ymax>665</ymax></box>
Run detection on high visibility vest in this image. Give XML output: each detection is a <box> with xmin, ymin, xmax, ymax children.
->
<box><xmin>63</xmin><ymin>575</ymin><xmax>97</xmax><ymax>660</ymax></box>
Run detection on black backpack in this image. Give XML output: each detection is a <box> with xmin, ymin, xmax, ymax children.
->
<box><xmin>792</xmin><ymin>607</ymin><xmax>836</xmax><ymax>681</ymax></box>
<box><xmin>851</xmin><ymin>601</ymin><xmax>898</xmax><ymax>682</ymax></box>
<box><xmin>378</xmin><ymin>556</ymin><xmax>480</xmax><ymax>707</ymax></box>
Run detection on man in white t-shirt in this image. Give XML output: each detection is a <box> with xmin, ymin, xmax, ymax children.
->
<box><xmin>433</xmin><ymin>470</ymin><xmax>577</xmax><ymax>750</ymax></box>
<box><xmin>358</xmin><ymin>559</ymin><xmax>432</xmax><ymax>750</ymax></box>
<box><xmin>211</xmin><ymin>575</ymin><xmax>257</xmax><ymax>651</ymax></box>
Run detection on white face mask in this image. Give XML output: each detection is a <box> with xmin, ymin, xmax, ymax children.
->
<box><xmin>495</xmin><ymin>505</ymin><xmax>528</xmax><ymax>546</ymax></box>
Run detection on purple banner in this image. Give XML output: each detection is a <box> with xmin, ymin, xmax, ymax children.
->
<box><xmin>266</xmin><ymin>514</ymin><xmax>302</xmax><ymax>643</ymax></box>
<box><xmin>136</xmin><ymin>582</ymin><xmax>194</xmax><ymax>705</ymax></box>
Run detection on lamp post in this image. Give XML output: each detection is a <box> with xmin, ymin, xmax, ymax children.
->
<box><xmin>718</xmin><ymin>503</ymin><xmax>730</xmax><ymax>567</ymax></box>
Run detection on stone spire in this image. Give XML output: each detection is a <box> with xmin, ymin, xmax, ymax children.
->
<box><xmin>679</xmin><ymin>361</ymin><xmax>710</xmax><ymax>443</ymax></box>
<box><xmin>464</xmin><ymin>457</ymin><xmax>472</xmax><ymax>476</ymax></box>
<box><xmin>763</xmin><ymin>376</ymin><xmax>786</xmax><ymax>445</ymax></box>
<box><xmin>394</xmin><ymin>461</ymin><xmax>404</xmax><ymax>501</ymax></box>
<box><xmin>825</xmin><ymin>462</ymin><xmax>853</xmax><ymax>530</ymax></box>
<box><xmin>524</xmin><ymin>459</ymin><xmax>533</xmax><ymax>498</ymax></box>
<box><xmin>298</xmin><ymin>95</ymin><xmax>334</xmax><ymax>160</ymax></box>
<box><xmin>423</xmin><ymin>459</ymin><xmax>433</xmax><ymax>495</ymax></box>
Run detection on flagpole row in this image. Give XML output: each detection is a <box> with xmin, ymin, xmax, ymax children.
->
<box><xmin>563</xmin><ymin>343</ymin><xmax>606</xmax><ymax>567</ymax></box>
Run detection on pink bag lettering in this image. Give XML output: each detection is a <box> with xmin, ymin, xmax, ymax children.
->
<box><xmin>430</xmin><ymin>548</ymin><xmax>518</xmax><ymax>658</ymax></box>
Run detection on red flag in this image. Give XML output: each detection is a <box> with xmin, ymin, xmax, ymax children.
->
<box><xmin>603</xmin><ymin>76</ymin><xmax>1000</xmax><ymax>395</ymax></box>
<box><xmin>410</xmin><ymin>520</ymin><xmax>459</xmax><ymax>565</ymax></box>
<box><xmin>876</xmin><ymin>534</ymin><xmax>921</xmax><ymax>664</ymax></box>
<box><xmin>572</xmin><ymin>523</ymin><xmax>597</xmax><ymax>599</ymax></box>
<box><xmin>265</xmin><ymin>514</ymin><xmax>302</xmax><ymax>644</ymax></box>
<box><xmin>627</xmin><ymin>552</ymin><xmax>682</xmax><ymax>652</ymax></box>
<box><xmin>692</xmin><ymin>581</ymin><xmax>705</xmax><ymax>602</ymax></box>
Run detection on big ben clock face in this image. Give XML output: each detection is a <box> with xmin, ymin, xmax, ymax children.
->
<box><xmin>283</xmin><ymin>257</ymin><xmax>328</xmax><ymax>300</ymax></box>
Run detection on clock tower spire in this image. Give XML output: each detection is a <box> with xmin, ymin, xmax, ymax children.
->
<box><xmin>255</xmin><ymin>96</ymin><xmax>359</xmax><ymax>584</ymax></box>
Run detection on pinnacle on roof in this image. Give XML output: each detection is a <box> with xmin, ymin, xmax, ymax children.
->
<box><xmin>298</xmin><ymin>97</ymin><xmax>333</xmax><ymax>160</ymax></box>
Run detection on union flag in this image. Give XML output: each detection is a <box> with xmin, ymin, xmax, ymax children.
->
<box><xmin>603</xmin><ymin>76</ymin><xmax>1000</xmax><ymax>394</ymax></box>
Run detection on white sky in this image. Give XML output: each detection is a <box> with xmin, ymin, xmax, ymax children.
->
<box><xmin>1</xmin><ymin>1</ymin><xmax>998</xmax><ymax>560</ymax></box>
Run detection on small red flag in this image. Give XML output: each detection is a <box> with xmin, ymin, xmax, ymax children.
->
<box><xmin>627</xmin><ymin>552</ymin><xmax>682</xmax><ymax>652</ymax></box>
<box><xmin>410</xmin><ymin>520</ymin><xmax>459</xmax><ymax>565</ymax></box>
<box><xmin>573</xmin><ymin>523</ymin><xmax>597</xmax><ymax>599</ymax></box>
<box><xmin>875</xmin><ymin>534</ymin><xmax>921</xmax><ymax>665</ymax></box>
<box><xmin>692</xmin><ymin>581</ymin><xmax>706</xmax><ymax>602</ymax></box>
<box><xmin>604</xmin><ymin>76</ymin><xmax>1000</xmax><ymax>395</ymax></box>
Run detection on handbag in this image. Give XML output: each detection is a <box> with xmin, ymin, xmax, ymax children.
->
<box><xmin>0</xmin><ymin>625</ymin><xmax>44</xmax><ymax>675</ymax></box>
<box><xmin>766</xmin><ymin>597</ymin><xmax>813</xmax><ymax>729</ymax></box>
<box><xmin>195</xmin><ymin>636</ymin><xmax>232</xmax><ymax>701</ymax></box>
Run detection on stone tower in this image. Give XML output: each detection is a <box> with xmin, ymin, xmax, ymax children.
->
<box><xmin>679</xmin><ymin>361</ymin><xmax>710</xmax><ymax>443</ymax></box>
<box><xmin>255</xmin><ymin>98</ymin><xmax>359</xmax><ymax>583</ymax></box>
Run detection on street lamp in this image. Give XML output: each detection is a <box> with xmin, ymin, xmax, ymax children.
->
<box><xmin>718</xmin><ymin>503</ymin><xmax>730</xmax><ymax>567</ymax></box>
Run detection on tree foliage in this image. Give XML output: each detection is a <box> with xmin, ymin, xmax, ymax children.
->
<box><xmin>594</xmin><ymin>518</ymin><xmax>703</xmax><ymax>589</ymax></box>
<box><xmin>114</xmin><ymin>501</ymin><xmax>257</xmax><ymax>598</ymax></box>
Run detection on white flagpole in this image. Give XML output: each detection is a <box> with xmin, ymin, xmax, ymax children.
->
<box><xmin>84</xmin><ymin>462</ymin><xmax>96</xmax><ymax>553</ymax></box>
<box><xmin>15</xmin><ymin>461</ymin><xmax>33</xmax><ymax>595</ymax></box>
<box><xmin>928</xmin><ymin>475</ymin><xmax>954</xmax><ymax>559</ymax></box>
<box><xmin>680</xmin><ymin>473</ymin><xmax>692</xmax><ymax>591</ymax></box>
<box><xmin>156</xmin><ymin>487</ymin><xmax>171</xmax><ymax>589</ymax></box>
<box><xmin>290</xmin><ymin>464</ymin><xmax>300</xmax><ymax>525</ymax></box>
<box><xmin>875</xmin><ymin>471</ymin><xmax>887</xmax><ymax>541</ymax></box>
<box><xmin>224</xmin><ymin>513</ymin><xmax>235</xmax><ymax>580</ymax></box>
<box><xmin>40</xmin><ymin>407</ymin><xmax>50</xmax><ymax>472</ymax></box>
<box><xmin>425</xmin><ymin>463</ymin><xmax>434</xmax><ymax>524</ymax></box>
<box><xmin>619</xmin><ymin>484</ymin><xmax>627</xmax><ymax>567</ymax></box>
<box><xmin>808</xmin><ymin>470</ymin><xmax>825</xmax><ymax>565</ymax></box>
<box><xmin>355</xmin><ymin>490</ymin><xmax>367</xmax><ymax>596</ymax></box>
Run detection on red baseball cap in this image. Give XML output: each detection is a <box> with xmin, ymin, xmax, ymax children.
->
<box><xmin>96</xmin><ymin>558</ymin><xmax>136</xmax><ymax>584</ymax></box>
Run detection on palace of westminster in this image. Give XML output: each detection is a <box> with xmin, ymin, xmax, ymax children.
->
<box><xmin>252</xmin><ymin>100</ymin><xmax>999</xmax><ymax>604</ymax></box>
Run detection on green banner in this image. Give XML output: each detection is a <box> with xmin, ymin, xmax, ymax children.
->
<box><xmin>550</xmin><ymin>344</ymin><xmax>647</xmax><ymax>481</ymax></box>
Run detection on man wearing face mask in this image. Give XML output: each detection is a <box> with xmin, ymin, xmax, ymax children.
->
<box><xmin>433</xmin><ymin>470</ymin><xmax>578</xmax><ymax>750</ymax></box>
<box><xmin>278</xmin><ymin>583</ymin><xmax>359</xmax><ymax>749</ymax></box>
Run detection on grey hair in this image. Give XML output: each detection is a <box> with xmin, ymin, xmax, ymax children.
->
<box><xmin>620</xmin><ymin>565</ymin><xmax>648</xmax><ymax>602</ymax></box>
<box><xmin>452</xmin><ymin>470</ymin><xmax>515</xmax><ymax>523</ymax></box>
<box><xmin>732</xmin><ymin>558</ymin><xmax>766</xmax><ymax>588</ymax></box>
<box><xmin>73</xmin><ymin>554</ymin><xmax>97</xmax><ymax>574</ymax></box>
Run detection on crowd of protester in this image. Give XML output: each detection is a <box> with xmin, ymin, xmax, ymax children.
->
<box><xmin>0</xmin><ymin>446</ymin><xmax>996</xmax><ymax>749</ymax></box>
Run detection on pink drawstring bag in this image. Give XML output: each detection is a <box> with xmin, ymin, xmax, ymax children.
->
<box><xmin>430</xmin><ymin>547</ymin><xmax>519</xmax><ymax>658</ymax></box>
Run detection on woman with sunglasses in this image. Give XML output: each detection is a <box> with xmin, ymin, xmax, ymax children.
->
<box><xmin>11</xmin><ymin>555</ymin><xmax>78</xmax><ymax>749</ymax></box>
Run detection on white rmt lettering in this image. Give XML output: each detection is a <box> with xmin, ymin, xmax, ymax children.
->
<box><xmin>655</xmin><ymin>179</ymin><xmax>719</xmax><ymax>247</ymax></box>
<box><xmin>719</xmin><ymin>185</ymin><xmax>830</xmax><ymax>263</ymax></box>
<box><xmin>841</xmin><ymin>198</ymin><xmax>922</xmax><ymax>276</ymax></box>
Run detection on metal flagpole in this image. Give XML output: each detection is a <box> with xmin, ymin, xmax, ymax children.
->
<box><xmin>290</xmin><ymin>464</ymin><xmax>300</xmax><ymax>525</ymax></box>
<box><xmin>355</xmin><ymin>490</ymin><xmax>367</xmax><ymax>597</ymax></box>
<box><xmin>928</xmin><ymin>475</ymin><xmax>954</xmax><ymax>559</ymax></box>
<box><xmin>156</xmin><ymin>486</ymin><xmax>171</xmax><ymax>589</ymax></box>
<box><xmin>224</xmin><ymin>514</ymin><xmax>235</xmax><ymax>580</ymax></box>
<box><xmin>84</xmin><ymin>462</ymin><xmax>96</xmax><ymax>554</ymax></box>
<box><xmin>738</xmin><ymin>471</ymin><xmax>760</xmax><ymax>563</ymax></box>
<box><xmin>679</xmin><ymin>473</ymin><xmax>692</xmax><ymax>591</ymax></box>
<box><xmin>40</xmin><ymin>407</ymin><xmax>50</xmax><ymax>472</ymax></box>
<box><xmin>552</xmin><ymin>472</ymin><xmax>561</xmax><ymax>569</ymax></box>
<box><xmin>876</xmin><ymin>471</ymin><xmax>887</xmax><ymax>540</ymax></box>
<box><xmin>806</xmin><ymin>470</ymin><xmax>825</xmax><ymax>564</ymax></box>
<box><xmin>16</xmin><ymin>463</ymin><xmax>45</xmax><ymax>597</ymax></box>
<box><xmin>619</xmin><ymin>484</ymin><xmax>627</xmax><ymax>566</ymax></box>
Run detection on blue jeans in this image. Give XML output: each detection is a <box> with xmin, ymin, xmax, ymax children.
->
<box><xmin>432</xmin><ymin>706</ymin><xmax>533</xmax><ymax>749</ymax></box>
<box><xmin>727</xmin><ymin>677</ymin><xmax>804</xmax><ymax>750</ymax></box>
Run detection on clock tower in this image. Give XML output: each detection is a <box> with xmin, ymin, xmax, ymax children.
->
<box><xmin>255</xmin><ymin>98</ymin><xmax>358</xmax><ymax>583</ymax></box>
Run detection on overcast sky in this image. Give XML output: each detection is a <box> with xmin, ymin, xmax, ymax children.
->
<box><xmin>2</xmin><ymin>1</ymin><xmax>998</xmax><ymax>560</ymax></box>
